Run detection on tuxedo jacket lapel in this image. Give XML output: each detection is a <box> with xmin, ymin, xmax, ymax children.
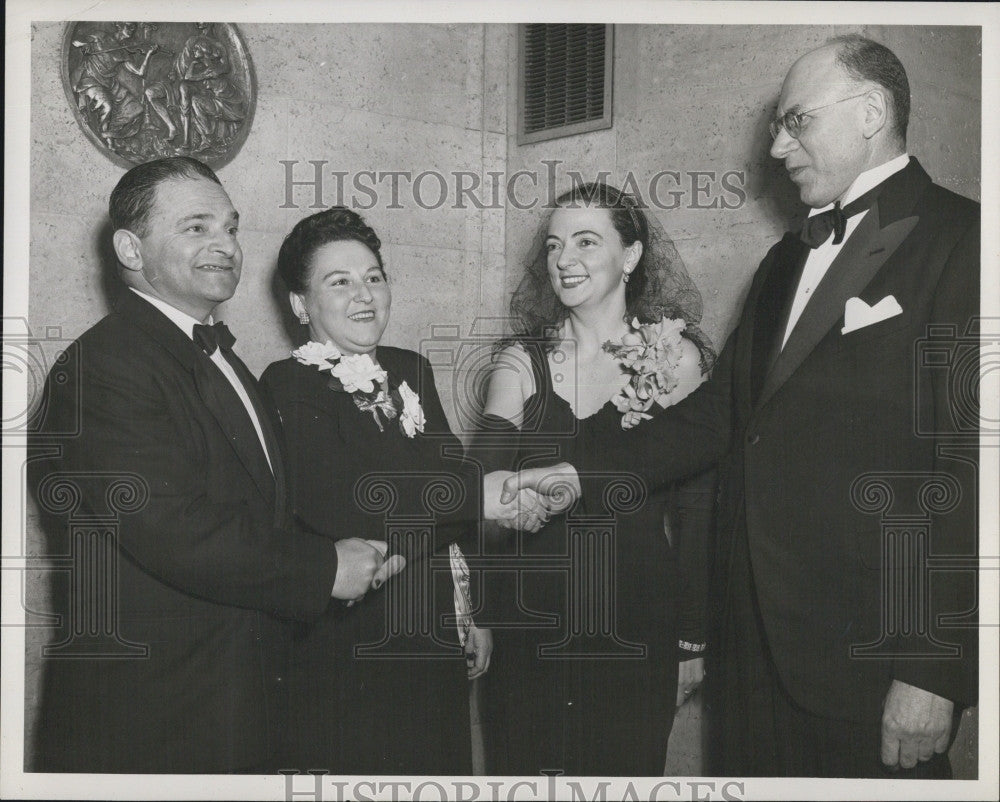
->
<box><xmin>221</xmin><ymin>348</ymin><xmax>288</xmax><ymax>519</ymax></box>
<box><xmin>753</xmin><ymin>160</ymin><xmax>927</xmax><ymax>412</ymax></box>
<box><xmin>116</xmin><ymin>291</ymin><xmax>277</xmax><ymax>503</ymax></box>
<box><xmin>191</xmin><ymin>359</ymin><xmax>277</xmax><ymax>503</ymax></box>
<box><xmin>749</xmin><ymin>234</ymin><xmax>809</xmax><ymax>407</ymax></box>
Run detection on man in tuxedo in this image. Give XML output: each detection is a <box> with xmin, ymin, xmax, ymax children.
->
<box><xmin>505</xmin><ymin>35</ymin><xmax>979</xmax><ymax>777</ymax></box>
<box><xmin>29</xmin><ymin>157</ymin><xmax>408</xmax><ymax>773</ymax></box>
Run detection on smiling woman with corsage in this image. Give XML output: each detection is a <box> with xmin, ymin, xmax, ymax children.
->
<box><xmin>261</xmin><ymin>207</ymin><xmax>493</xmax><ymax>775</ymax></box>
<box><xmin>475</xmin><ymin>182</ymin><xmax>717</xmax><ymax>776</ymax></box>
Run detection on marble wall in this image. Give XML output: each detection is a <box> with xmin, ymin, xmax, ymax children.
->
<box><xmin>29</xmin><ymin>22</ymin><xmax>511</xmax><ymax>414</ymax></box>
<box><xmin>28</xmin><ymin>22</ymin><xmax>982</xmax><ymax>418</ymax></box>
<box><xmin>504</xmin><ymin>24</ymin><xmax>982</xmax><ymax>352</ymax></box>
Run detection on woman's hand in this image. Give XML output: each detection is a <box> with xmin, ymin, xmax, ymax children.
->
<box><xmin>676</xmin><ymin>657</ymin><xmax>704</xmax><ymax>707</ymax></box>
<box><xmin>465</xmin><ymin>626</ymin><xmax>493</xmax><ymax>680</ymax></box>
<box><xmin>499</xmin><ymin>463</ymin><xmax>580</xmax><ymax>514</ymax></box>
<box><xmin>484</xmin><ymin>471</ymin><xmax>551</xmax><ymax>532</ymax></box>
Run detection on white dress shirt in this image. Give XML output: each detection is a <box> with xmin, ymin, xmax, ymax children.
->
<box><xmin>781</xmin><ymin>153</ymin><xmax>910</xmax><ymax>349</ymax></box>
<box><xmin>130</xmin><ymin>288</ymin><xmax>274</xmax><ymax>474</ymax></box>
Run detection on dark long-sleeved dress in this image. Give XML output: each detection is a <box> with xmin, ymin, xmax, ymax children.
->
<box><xmin>261</xmin><ymin>346</ymin><xmax>479</xmax><ymax>775</ymax></box>
<box><xmin>473</xmin><ymin>342</ymin><xmax>714</xmax><ymax>777</ymax></box>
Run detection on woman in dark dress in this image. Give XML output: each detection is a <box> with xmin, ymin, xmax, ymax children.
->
<box><xmin>475</xmin><ymin>182</ymin><xmax>716</xmax><ymax>776</ymax></box>
<box><xmin>260</xmin><ymin>207</ymin><xmax>495</xmax><ymax>775</ymax></box>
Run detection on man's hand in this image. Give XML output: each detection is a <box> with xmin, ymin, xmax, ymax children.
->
<box><xmin>331</xmin><ymin>538</ymin><xmax>387</xmax><ymax>600</ymax></box>
<box><xmin>676</xmin><ymin>657</ymin><xmax>704</xmax><ymax>707</ymax></box>
<box><xmin>499</xmin><ymin>463</ymin><xmax>581</xmax><ymax>515</ymax></box>
<box><xmin>497</xmin><ymin>488</ymin><xmax>551</xmax><ymax>533</ymax></box>
<box><xmin>483</xmin><ymin>471</ymin><xmax>550</xmax><ymax>533</ymax></box>
<box><xmin>465</xmin><ymin>626</ymin><xmax>493</xmax><ymax>680</ymax></box>
<box><xmin>880</xmin><ymin>679</ymin><xmax>955</xmax><ymax>769</ymax></box>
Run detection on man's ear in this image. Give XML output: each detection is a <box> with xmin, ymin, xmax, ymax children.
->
<box><xmin>862</xmin><ymin>88</ymin><xmax>890</xmax><ymax>140</ymax></box>
<box><xmin>112</xmin><ymin>229</ymin><xmax>143</xmax><ymax>273</ymax></box>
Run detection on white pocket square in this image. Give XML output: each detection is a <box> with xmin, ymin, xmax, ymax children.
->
<box><xmin>841</xmin><ymin>295</ymin><xmax>903</xmax><ymax>335</ymax></box>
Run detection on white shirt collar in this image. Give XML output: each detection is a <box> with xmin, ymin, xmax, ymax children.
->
<box><xmin>808</xmin><ymin>153</ymin><xmax>910</xmax><ymax>217</ymax></box>
<box><xmin>129</xmin><ymin>287</ymin><xmax>213</xmax><ymax>339</ymax></box>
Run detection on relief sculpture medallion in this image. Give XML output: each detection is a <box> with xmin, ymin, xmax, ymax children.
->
<box><xmin>62</xmin><ymin>21</ymin><xmax>255</xmax><ymax>169</ymax></box>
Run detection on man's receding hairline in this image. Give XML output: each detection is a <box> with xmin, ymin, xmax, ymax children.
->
<box><xmin>780</xmin><ymin>53</ymin><xmax>858</xmax><ymax>113</ymax></box>
<box><xmin>142</xmin><ymin>175</ymin><xmax>236</xmax><ymax>226</ymax></box>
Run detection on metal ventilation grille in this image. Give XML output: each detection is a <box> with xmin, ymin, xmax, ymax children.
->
<box><xmin>519</xmin><ymin>24</ymin><xmax>613</xmax><ymax>144</ymax></box>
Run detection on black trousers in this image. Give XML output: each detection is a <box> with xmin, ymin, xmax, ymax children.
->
<box><xmin>708</xmin><ymin>523</ymin><xmax>953</xmax><ymax>778</ymax></box>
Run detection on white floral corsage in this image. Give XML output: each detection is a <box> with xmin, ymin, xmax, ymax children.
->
<box><xmin>602</xmin><ymin>317</ymin><xmax>688</xmax><ymax>430</ymax></box>
<box><xmin>291</xmin><ymin>341</ymin><xmax>425</xmax><ymax>438</ymax></box>
<box><xmin>292</xmin><ymin>339</ymin><xmax>342</xmax><ymax>367</ymax></box>
<box><xmin>331</xmin><ymin>353</ymin><xmax>387</xmax><ymax>394</ymax></box>
<box><xmin>397</xmin><ymin>380</ymin><xmax>426</xmax><ymax>437</ymax></box>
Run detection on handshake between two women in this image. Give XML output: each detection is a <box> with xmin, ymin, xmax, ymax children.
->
<box><xmin>483</xmin><ymin>462</ymin><xmax>582</xmax><ymax>532</ymax></box>
<box><xmin>332</xmin><ymin>463</ymin><xmax>583</xmax><ymax>600</ymax></box>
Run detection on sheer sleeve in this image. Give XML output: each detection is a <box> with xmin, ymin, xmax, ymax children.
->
<box><xmin>574</xmin><ymin>328</ymin><xmax>735</xmax><ymax>500</ymax></box>
<box><xmin>668</xmin><ymin>467</ymin><xmax>717</xmax><ymax>658</ymax></box>
<box><xmin>465</xmin><ymin>412</ymin><xmax>523</xmax><ymax>626</ymax></box>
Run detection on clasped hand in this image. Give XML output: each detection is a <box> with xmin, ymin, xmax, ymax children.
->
<box><xmin>482</xmin><ymin>463</ymin><xmax>581</xmax><ymax>532</ymax></box>
<box><xmin>333</xmin><ymin>463</ymin><xmax>584</xmax><ymax>600</ymax></box>
<box><xmin>331</xmin><ymin>538</ymin><xmax>405</xmax><ymax>601</ymax></box>
<box><xmin>880</xmin><ymin>680</ymin><xmax>955</xmax><ymax>770</ymax></box>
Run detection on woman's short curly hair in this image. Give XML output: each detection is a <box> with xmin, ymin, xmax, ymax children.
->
<box><xmin>277</xmin><ymin>206</ymin><xmax>385</xmax><ymax>293</ymax></box>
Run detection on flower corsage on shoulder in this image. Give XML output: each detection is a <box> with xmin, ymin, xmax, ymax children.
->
<box><xmin>291</xmin><ymin>341</ymin><xmax>425</xmax><ymax>437</ymax></box>
<box><xmin>603</xmin><ymin>317</ymin><xmax>689</xmax><ymax>430</ymax></box>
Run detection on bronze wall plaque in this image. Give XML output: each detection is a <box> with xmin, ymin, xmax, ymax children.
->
<box><xmin>62</xmin><ymin>21</ymin><xmax>256</xmax><ymax>169</ymax></box>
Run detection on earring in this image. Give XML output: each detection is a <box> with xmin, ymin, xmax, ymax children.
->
<box><xmin>298</xmin><ymin>313</ymin><xmax>310</xmax><ymax>324</ymax></box>
<box><xmin>622</xmin><ymin>271</ymin><xmax>631</xmax><ymax>284</ymax></box>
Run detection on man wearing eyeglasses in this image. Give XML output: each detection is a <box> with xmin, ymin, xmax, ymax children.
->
<box><xmin>503</xmin><ymin>34</ymin><xmax>979</xmax><ymax>777</ymax></box>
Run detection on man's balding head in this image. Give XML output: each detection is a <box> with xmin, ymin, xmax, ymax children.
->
<box><xmin>828</xmin><ymin>34</ymin><xmax>910</xmax><ymax>145</ymax></box>
<box><xmin>770</xmin><ymin>38</ymin><xmax>908</xmax><ymax>207</ymax></box>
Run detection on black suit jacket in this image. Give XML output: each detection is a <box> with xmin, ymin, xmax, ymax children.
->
<box><xmin>575</xmin><ymin>158</ymin><xmax>979</xmax><ymax>722</ymax></box>
<box><xmin>29</xmin><ymin>289</ymin><xmax>340</xmax><ymax>772</ymax></box>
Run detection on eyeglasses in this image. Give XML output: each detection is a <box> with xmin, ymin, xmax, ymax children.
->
<box><xmin>769</xmin><ymin>92</ymin><xmax>870</xmax><ymax>140</ymax></box>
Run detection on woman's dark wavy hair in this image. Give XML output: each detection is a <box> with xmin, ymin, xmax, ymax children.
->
<box><xmin>277</xmin><ymin>206</ymin><xmax>385</xmax><ymax>294</ymax></box>
<box><xmin>507</xmin><ymin>181</ymin><xmax>708</xmax><ymax>357</ymax></box>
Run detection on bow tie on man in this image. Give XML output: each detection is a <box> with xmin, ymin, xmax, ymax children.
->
<box><xmin>799</xmin><ymin>183</ymin><xmax>883</xmax><ymax>248</ymax></box>
<box><xmin>193</xmin><ymin>321</ymin><xmax>236</xmax><ymax>355</ymax></box>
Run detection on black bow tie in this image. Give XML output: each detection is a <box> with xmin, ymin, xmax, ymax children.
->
<box><xmin>800</xmin><ymin>184</ymin><xmax>883</xmax><ymax>249</ymax></box>
<box><xmin>193</xmin><ymin>321</ymin><xmax>236</xmax><ymax>355</ymax></box>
